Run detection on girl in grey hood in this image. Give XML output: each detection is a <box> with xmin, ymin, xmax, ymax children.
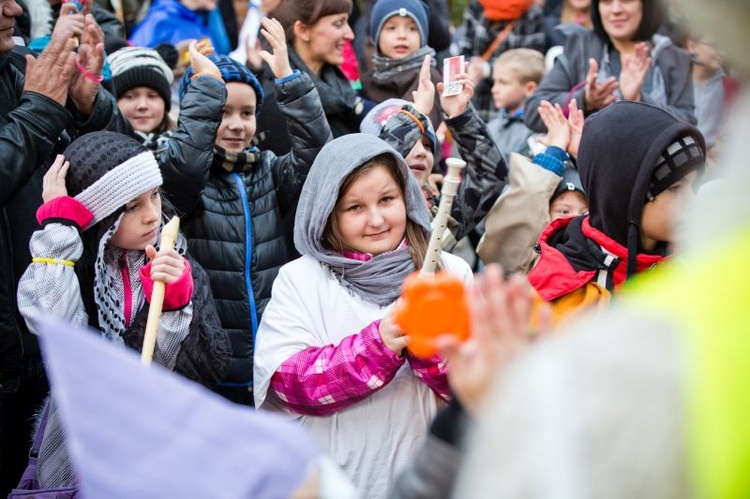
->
<box><xmin>253</xmin><ymin>133</ymin><xmax>472</xmax><ymax>498</ymax></box>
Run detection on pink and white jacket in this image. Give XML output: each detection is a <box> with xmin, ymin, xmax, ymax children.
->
<box><xmin>253</xmin><ymin>252</ymin><xmax>472</xmax><ymax>499</ymax></box>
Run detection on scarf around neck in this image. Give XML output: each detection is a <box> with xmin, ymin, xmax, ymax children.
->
<box><xmin>288</xmin><ymin>47</ymin><xmax>357</xmax><ymax>115</ymax></box>
<box><xmin>212</xmin><ymin>145</ymin><xmax>259</xmax><ymax>173</ymax></box>
<box><xmin>294</xmin><ymin>133</ymin><xmax>431</xmax><ymax>307</ymax></box>
<box><xmin>134</xmin><ymin>130</ymin><xmax>174</xmax><ymax>160</ymax></box>
<box><xmin>372</xmin><ymin>45</ymin><xmax>437</xmax><ymax>82</ymax></box>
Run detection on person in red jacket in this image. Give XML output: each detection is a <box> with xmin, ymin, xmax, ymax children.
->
<box><xmin>527</xmin><ymin>100</ymin><xmax>705</xmax><ymax>324</ymax></box>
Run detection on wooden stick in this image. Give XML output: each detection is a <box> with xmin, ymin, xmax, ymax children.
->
<box><xmin>141</xmin><ymin>216</ymin><xmax>180</xmax><ymax>365</ymax></box>
<box><xmin>420</xmin><ymin>157</ymin><xmax>467</xmax><ymax>276</ymax></box>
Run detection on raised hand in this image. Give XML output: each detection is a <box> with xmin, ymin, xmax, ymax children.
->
<box><xmin>188</xmin><ymin>39</ymin><xmax>220</xmax><ymax>78</ymax></box>
<box><xmin>145</xmin><ymin>245</ymin><xmax>186</xmax><ymax>285</ymax></box>
<box><xmin>438</xmin><ymin>61</ymin><xmax>475</xmax><ymax>119</ymax></box>
<box><xmin>537</xmin><ymin>100</ymin><xmax>570</xmax><ymax>150</ymax></box>
<box><xmin>68</xmin><ymin>14</ymin><xmax>105</xmax><ymax>116</ymax></box>
<box><xmin>583</xmin><ymin>58</ymin><xmax>618</xmax><ymax>112</ymax></box>
<box><xmin>439</xmin><ymin>264</ymin><xmax>550</xmax><ymax>414</ymax></box>
<box><xmin>24</xmin><ymin>34</ymin><xmax>78</xmax><ymax>107</ymax></box>
<box><xmin>52</xmin><ymin>3</ymin><xmax>85</xmax><ymax>41</ymax></box>
<box><xmin>258</xmin><ymin>17</ymin><xmax>293</xmax><ymax>79</ymax></box>
<box><xmin>619</xmin><ymin>42</ymin><xmax>652</xmax><ymax>102</ymax></box>
<box><xmin>42</xmin><ymin>155</ymin><xmax>70</xmax><ymax>203</ymax></box>
<box><xmin>408</xmin><ymin>54</ymin><xmax>435</xmax><ymax>118</ymax></box>
<box><xmin>567</xmin><ymin>99</ymin><xmax>584</xmax><ymax>157</ymax></box>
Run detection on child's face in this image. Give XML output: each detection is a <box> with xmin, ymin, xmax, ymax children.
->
<box><xmin>377</xmin><ymin>14</ymin><xmax>421</xmax><ymax>60</ymax></box>
<box><xmin>549</xmin><ymin>190</ymin><xmax>589</xmax><ymax>220</ymax></box>
<box><xmin>216</xmin><ymin>82</ymin><xmax>257</xmax><ymax>153</ymax></box>
<box><xmin>297</xmin><ymin>13</ymin><xmax>353</xmax><ymax>68</ymax></box>
<box><xmin>117</xmin><ymin>87</ymin><xmax>166</xmax><ymax>133</ymax></box>
<box><xmin>491</xmin><ymin>65</ymin><xmax>535</xmax><ymax>114</ymax></box>
<box><xmin>640</xmin><ymin>170</ymin><xmax>698</xmax><ymax>251</ymax></box>
<box><xmin>333</xmin><ymin>164</ymin><xmax>407</xmax><ymax>256</ymax></box>
<box><xmin>110</xmin><ymin>188</ymin><xmax>162</xmax><ymax>251</ymax></box>
<box><xmin>404</xmin><ymin>135</ymin><xmax>434</xmax><ymax>187</ymax></box>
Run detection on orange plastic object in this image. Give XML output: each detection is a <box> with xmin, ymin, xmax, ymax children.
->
<box><xmin>393</xmin><ymin>271</ymin><xmax>470</xmax><ymax>359</ymax></box>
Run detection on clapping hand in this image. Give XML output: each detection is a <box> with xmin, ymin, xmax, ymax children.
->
<box><xmin>619</xmin><ymin>42</ymin><xmax>652</xmax><ymax>102</ymax></box>
<box><xmin>583</xmin><ymin>58</ymin><xmax>618</xmax><ymax>112</ymax></box>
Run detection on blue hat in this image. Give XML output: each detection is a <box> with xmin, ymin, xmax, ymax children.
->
<box><xmin>370</xmin><ymin>0</ymin><xmax>429</xmax><ymax>48</ymax></box>
<box><xmin>179</xmin><ymin>54</ymin><xmax>264</xmax><ymax>110</ymax></box>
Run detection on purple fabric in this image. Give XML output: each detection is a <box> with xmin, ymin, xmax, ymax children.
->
<box><xmin>34</xmin><ymin>317</ymin><xmax>321</xmax><ymax>498</ymax></box>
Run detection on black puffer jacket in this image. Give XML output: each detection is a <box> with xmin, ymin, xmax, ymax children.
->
<box><xmin>0</xmin><ymin>52</ymin><xmax>131</xmax><ymax>393</ymax></box>
<box><xmin>181</xmin><ymin>71</ymin><xmax>332</xmax><ymax>387</ymax></box>
<box><xmin>150</xmin><ymin>75</ymin><xmax>226</xmax><ymax>216</ymax></box>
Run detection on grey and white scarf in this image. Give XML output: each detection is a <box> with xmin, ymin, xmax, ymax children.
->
<box><xmin>371</xmin><ymin>45</ymin><xmax>436</xmax><ymax>82</ymax></box>
<box><xmin>294</xmin><ymin>133</ymin><xmax>431</xmax><ymax>307</ymax></box>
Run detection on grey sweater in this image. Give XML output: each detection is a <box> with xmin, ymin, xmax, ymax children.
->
<box><xmin>525</xmin><ymin>26</ymin><xmax>696</xmax><ymax>133</ymax></box>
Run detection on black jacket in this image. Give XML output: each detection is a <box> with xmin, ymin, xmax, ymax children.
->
<box><xmin>181</xmin><ymin>72</ymin><xmax>332</xmax><ymax>387</ymax></box>
<box><xmin>156</xmin><ymin>75</ymin><xmax>226</xmax><ymax>216</ymax></box>
<box><xmin>0</xmin><ymin>52</ymin><xmax>131</xmax><ymax>393</ymax></box>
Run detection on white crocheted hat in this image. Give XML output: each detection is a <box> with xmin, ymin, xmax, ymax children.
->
<box><xmin>63</xmin><ymin>131</ymin><xmax>163</xmax><ymax>230</ymax></box>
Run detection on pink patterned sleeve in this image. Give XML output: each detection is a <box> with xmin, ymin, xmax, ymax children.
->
<box><xmin>407</xmin><ymin>353</ymin><xmax>451</xmax><ymax>401</ymax></box>
<box><xmin>269</xmin><ymin>320</ymin><xmax>406</xmax><ymax>416</ymax></box>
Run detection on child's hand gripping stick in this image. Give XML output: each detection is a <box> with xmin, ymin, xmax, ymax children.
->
<box><xmin>393</xmin><ymin>158</ymin><xmax>470</xmax><ymax>358</ymax></box>
<box><xmin>141</xmin><ymin>216</ymin><xmax>180</xmax><ymax>365</ymax></box>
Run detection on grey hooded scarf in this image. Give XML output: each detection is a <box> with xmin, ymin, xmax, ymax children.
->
<box><xmin>294</xmin><ymin>133</ymin><xmax>432</xmax><ymax>306</ymax></box>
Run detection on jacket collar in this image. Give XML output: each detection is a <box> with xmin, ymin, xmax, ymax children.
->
<box><xmin>528</xmin><ymin>216</ymin><xmax>665</xmax><ymax>301</ymax></box>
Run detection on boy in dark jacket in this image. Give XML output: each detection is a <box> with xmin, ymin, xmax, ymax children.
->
<box><xmin>177</xmin><ymin>18</ymin><xmax>332</xmax><ymax>405</ymax></box>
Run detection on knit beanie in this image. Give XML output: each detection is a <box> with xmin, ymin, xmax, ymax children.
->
<box><xmin>647</xmin><ymin>135</ymin><xmax>704</xmax><ymax>201</ymax></box>
<box><xmin>63</xmin><ymin>132</ymin><xmax>163</xmax><ymax>230</ymax></box>
<box><xmin>108</xmin><ymin>47</ymin><xmax>174</xmax><ymax>112</ymax></box>
<box><xmin>360</xmin><ymin>98</ymin><xmax>437</xmax><ymax>154</ymax></box>
<box><xmin>370</xmin><ymin>0</ymin><xmax>429</xmax><ymax>47</ymax></box>
<box><xmin>178</xmin><ymin>53</ymin><xmax>264</xmax><ymax>109</ymax></box>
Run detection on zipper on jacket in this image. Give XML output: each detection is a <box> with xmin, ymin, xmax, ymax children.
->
<box><xmin>119</xmin><ymin>250</ymin><xmax>133</xmax><ymax>327</ymax></box>
<box><xmin>232</xmin><ymin>173</ymin><xmax>260</xmax><ymax>347</ymax></box>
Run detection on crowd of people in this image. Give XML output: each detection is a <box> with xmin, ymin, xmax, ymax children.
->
<box><xmin>0</xmin><ymin>0</ymin><xmax>745</xmax><ymax>496</ymax></box>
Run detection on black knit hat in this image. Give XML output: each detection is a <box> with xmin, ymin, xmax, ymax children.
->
<box><xmin>647</xmin><ymin>135</ymin><xmax>704</xmax><ymax>201</ymax></box>
<box><xmin>108</xmin><ymin>47</ymin><xmax>174</xmax><ymax>111</ymax></box>
<box><xmin>578</xmin><ymin>101</ymin><xmax>705</xmax><ymax>277</ymax></box>
<box><xmin>64</xmin><ymin>132</ymin><xmax>163</xmax><ymax>230</ymax></box>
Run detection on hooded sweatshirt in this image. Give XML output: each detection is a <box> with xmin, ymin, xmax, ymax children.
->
<box><xmin>528</xmin><ymin>101</ymin><xmax>705</xmax><ymax>320</ymax></box>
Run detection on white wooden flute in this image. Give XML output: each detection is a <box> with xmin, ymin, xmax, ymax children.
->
<box><xmin>421</xmin><ymin>157</ymin><xmax>467</xmax><ymax>276</ymax></box>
